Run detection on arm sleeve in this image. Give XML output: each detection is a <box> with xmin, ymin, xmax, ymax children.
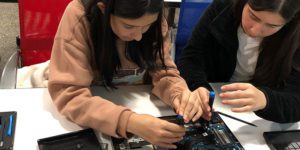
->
<box><xmin>48</xmin><ymin>2</ymin><xmax>133</xmax><ymax>138</ymax></box>
<box><xmin>255</xmin><ymin>50</ymin><xmax>300</xmax><ymax>123</ymax></box>
<box><xmin>150</xmin><ymin>18</ymin><xmax>189</xmax><ymax>107</ymax></box>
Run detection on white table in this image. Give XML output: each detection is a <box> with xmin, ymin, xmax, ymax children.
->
<box><xmin>0</xmin><ymin>88</ymin><xmax>82</xmax><ymax>150</ymax></box>
<box><xmin>0</xmin><ymin>84</ymin><xmax>299</xmax><ymax>150</ymax></box>
<box><xmin>209</xmin><ymin>83</ymin><xmax>300</xmax><ymax>149</ymax></box>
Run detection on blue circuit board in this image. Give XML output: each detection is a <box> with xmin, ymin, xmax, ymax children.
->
<box><xmin>111</xmin><ymin>112</ymin><xmax>243</xmax><ymax>150</ymax></box>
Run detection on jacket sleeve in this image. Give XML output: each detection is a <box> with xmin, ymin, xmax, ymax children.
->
<box><xmin>150</xmin><ymin>18</ymin><xmax>189</xmax><ymax>107</ymax></box>
<box><xmin>177</xmin><ymin>0</ymin><xmax>224</xmax><ymax>91</ymax></box>
<box><xmin>255</xmin><ymin>50</ymin><xmax>300</xmax><ymax>123</ymax></box>
<box><xmin>48</xmin><ymin>2</ymin><xmax>133</xmax><ymax>138</ymax></box>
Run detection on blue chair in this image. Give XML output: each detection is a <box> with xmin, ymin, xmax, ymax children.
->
<box><xmin>175</xmin><ymin>0</ymin><xmax>212</xmax><ymax>63</ymax></box>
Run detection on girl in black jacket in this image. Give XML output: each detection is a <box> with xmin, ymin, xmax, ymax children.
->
<box><xmin>178</xmin><ymin>0</ymin><xmax>300</xmax><ymax>123</ymax></box>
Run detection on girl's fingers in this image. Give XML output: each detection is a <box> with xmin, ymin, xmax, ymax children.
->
<box><xmin>198</xmin><ymin>89</ymin><xmax>210</xmax><ymax>112</ymax></box>
<box><xmin>179</xmin><ymin>91</ymin><xmax>190</xmax><ymax>116</ymax></box>
<box><xmin>163</xmin><ymin>121</ymin><xmax>185</xmax><ymax>134</ymax></box>
<box><xmin>156</xmin><ymin>142</ymin><xmax>178</xmax><ymax>149</ymax></box>
<box><xmin>220</xmin><ymin>90</ymin><xmax>248</xmax><ymax>99</ymax></box>
<box><xmin>192</xmin><ymin>105</ymin><xmax>203</xmax><ymax>122</ymax></box>
<box><xmin>186</xmin><ymin>104</ymin><xmax>198</xmax><ymax>122</ymax></box>
<box><xmin>222</xmin><ymin>98</ymin><xmax>250</xmax><ymax>106</ymax></box>
<box><xmin>183</xmin><ymin>100</ymin><xmax>194</xmax><ymax>122</ymax></box>
<box><xmin>221</xmin><ymin>83</ymin><xmax>250</xmax><ymax>91</ymax></box>
<box><xmin>172</xmin><ymin>98</ymin><xmax>181</xmax><ymax>113</ymax></box>
<box><xmin>231</xmin><ymin>105</ymin><xmax>252</xmax><ymax>112</ymax></box>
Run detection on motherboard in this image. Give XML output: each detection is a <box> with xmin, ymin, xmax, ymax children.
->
<box><xmin>111</xmin><ymin>112</ymin><xmax>243</xmax><ymax>150</ymax></box>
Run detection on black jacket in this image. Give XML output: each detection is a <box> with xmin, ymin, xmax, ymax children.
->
<box><xmin>178</xmin><ymin>0</ymin><xmax>300</xmax><ymax>123</ymax></box>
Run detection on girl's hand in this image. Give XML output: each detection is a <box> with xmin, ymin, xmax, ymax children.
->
<box><xmin>220</xmin><ymin>83</ymin><xmax>267</xmax><ymax>112</ymax></box>
<box><xmin>127</xmin><ymin>114</ymin><xmax>185</xmax><ymax>149</ymax></box>
<box><xmin>194</xmin><ymin>87</ymin><xmax>211</xmax><ymax>121</ymax></box>
<box><xmin>172</xmin><ymin>88</ymin><xmax>208</xmax><ymax>123</ymax></box>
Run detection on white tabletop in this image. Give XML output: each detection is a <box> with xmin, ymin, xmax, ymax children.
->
<box><xmin>0</xmin><ymin>88</ymin><xmax>83</xmax><ymax>150</ymax></box>
<box><xmin>0</xmin><ymin>84</ymin><xmax>299</xmax><ymax>150</ymax></box>
<box><xmin>209</xmin><ymin>83</ymin><xmax>300</xmax><ymax>150</ymax></box>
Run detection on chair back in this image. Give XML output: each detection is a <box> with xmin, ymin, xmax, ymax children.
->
<box><xmin>18</xmin><ymin>0</ymin><xmax>71</xmax><ymax>66</ymax></box>
<box><xmin>175</xmin><ymin>0</ymin><xmax>212</xmax><ymax>63</ymax></box>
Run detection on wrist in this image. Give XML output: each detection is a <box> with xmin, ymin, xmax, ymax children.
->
<box><xmin>127</xmin><ymin>113</ymin><xmax>139</xmax><ymax>134</ymax></box>
<box><xmin>117</xmin><ymin>110</ymin><xmax>134</xmax><ymax>138</ymax></box>
<box><xmin>258</xmin><ymin>90</ymin><xmax>267</xmax><ymax>110</ymax></box>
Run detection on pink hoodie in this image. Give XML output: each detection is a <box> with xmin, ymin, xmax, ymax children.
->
<box><xmin>48</xmin><ymin>0</ymin><xmax>188</xmax><ymax>138</ymax></box>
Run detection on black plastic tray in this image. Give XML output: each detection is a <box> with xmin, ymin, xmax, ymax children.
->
<box><xmin>37</xmin><ymin>128</ymin><xmax>102</xmax><ymax>150</ymax></box>
<box><xmin>264</xmin><ymin>130</ymin><xmax>300</xmax><ymax>150</ymax></box>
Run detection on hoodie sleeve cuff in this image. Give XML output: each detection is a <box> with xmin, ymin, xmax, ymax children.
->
<box><xmin>117</xmin><ymin>110</ymin><xmax>134</xmax><ymax>138</ymax></box>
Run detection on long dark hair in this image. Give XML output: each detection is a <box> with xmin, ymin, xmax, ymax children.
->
<box><xmin>81</xmin><ymin>0</ymin><xmax>165</xmax><ymax>87</ymax></box>
<box><xmin>234</xmin><ymin>0</ymin><xmax>300</xmax><ymax>87</ymax></box>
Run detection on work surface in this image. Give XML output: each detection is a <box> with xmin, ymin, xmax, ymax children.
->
<box><xmin>0</xmin><ymin>83</ymin><xmax>299</xmax><ymax>149</ymax></box>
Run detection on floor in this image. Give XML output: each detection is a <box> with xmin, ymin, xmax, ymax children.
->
<box><xmin>0</xmin><ymin>2</ymin><xmax>19</xmax><ymax>76</ymax></box>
